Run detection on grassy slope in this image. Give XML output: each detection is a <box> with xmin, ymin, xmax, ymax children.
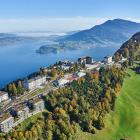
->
<box><xmin>77</xmin><ymin>69</ymin><xmax>140</xmax><ymax>140</ymax></box>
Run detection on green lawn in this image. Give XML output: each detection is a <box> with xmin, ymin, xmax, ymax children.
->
<box><xmin>77</xmin><ymin>69</ymin><xmax>140</xmax><ymax>140</ymax></box>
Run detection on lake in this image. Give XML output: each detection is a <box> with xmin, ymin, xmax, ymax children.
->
<box><xmin>0</xmin><ymin>40</ymin><xmax>118</xmax><ymax>88</ymax></box>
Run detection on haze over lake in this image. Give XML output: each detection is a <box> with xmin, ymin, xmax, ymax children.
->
<box><xmin>0</xmin><ymin>37</ymin><xmax>117</xmax><ymax>88</ymax></box>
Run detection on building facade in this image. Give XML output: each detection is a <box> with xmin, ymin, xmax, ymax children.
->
<box><xmin>24</xmin><ymin>76</ymin><xmax>46</xmax><ymax>90</ymax></box>
<box><xmin>0</xmin><ymin>91</ymin><xmax>9</xmax><ymax>103</ymax></box>
<box><xmin>0</xmin><ymin>99</ymin><xmax>45</xmax><ymax>133</ymax></box>
<box><xmin>28</xmin><ymin>99</ymin><xmax>45</xmax><ymax>116</ymax></box>
<box><xmin>34</xmin><ymin>100</ymin><xmax>45</xmax><ymax>112</ymax></box>
<box><xmin>104</xmin><ymin>56</ymin><xmax>113</xmax><ymax>64</ymax></box>
<box><xmin>0</xmin><ymin>114</ymin><xmax>14</xmax><ymax>133</ymax></box>
<box><xmin>54</xmin><ymin>78</ymin><xmax>69</xmax><ymax>87</ymax></box>
<box><xmin>78</xmin><ymin>56</ymin><xmax>93</xmax><ymax>64</ymax></box>
<box><xmin>76</xmin><ymin>72</ymin><xmax>86</xmax><ymax>78</ymax></box>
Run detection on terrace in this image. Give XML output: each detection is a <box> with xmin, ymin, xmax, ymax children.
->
<box><xmin>0</xmin><ymin>112</ymin><xmax>13</xmax><ymax>123</ymax></box>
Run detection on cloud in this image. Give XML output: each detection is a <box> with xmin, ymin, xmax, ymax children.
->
<box><xmin>125</xmin><ymin>17</ymin><xmax>140</xmax><ymax>23</ymax></box>
<box><xmin>0</xmin><ymin>17</ymin><xmax>107</xmax><ymax>33</ymax></box>
<box><xmin>0</xmin><ymin>17</ymin><xmax>139</xmax><ymax>33</ymax></box>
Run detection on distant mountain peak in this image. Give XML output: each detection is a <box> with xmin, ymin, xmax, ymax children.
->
<box><xmin>61</xmin><ymin>18</ymin><xmax>140</xmax><ymax>48</ymax></box>
<box><xmin>101</xmin><ymin>18</ymin><xmax>140</xmax><ymax>27</ymax></box>
<box><xmin>105</xmin><ymin>18</ymin><xmax>138</xmax><ymax>23</ymax></box>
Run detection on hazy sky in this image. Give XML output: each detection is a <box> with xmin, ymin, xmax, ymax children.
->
<box><xmin>0</xmin><ymin>0</ymin><xmax>140</xmax><ymax>33</ymax></box>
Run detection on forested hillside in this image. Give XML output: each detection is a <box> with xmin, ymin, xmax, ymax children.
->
<box><xmin>114</xmin><ymin>32</ymin><xmax>140</xmax><ymax>61</ymax></box>
<box><xmin>0</xmin><ymin>66</ymin><xmax>125</xmax><ymax>140</ymax></box>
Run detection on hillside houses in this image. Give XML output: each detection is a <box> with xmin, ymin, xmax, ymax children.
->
<box><xmin>24</xmin><ymin>76</ymin><xmax>47</xmax><ymax>91</ymax></box>
<box><xmin>10</xmin><ymin>104</ymin><xmax>29</xmax><ymax>126</ymax></box>
<box><xmin>104</xmin><ymin>56</ymin><xmax>113</xmax><ymax>64</ymax></box>
<box><xmin>76</xmin><ymin>71</ymin><xmax>86</xmax><ymax>77</ymax></box>
<box><xmin>85</xmin><ymin>62</ymin><xmax>102</xmax><ymax>70</ymax></box>
<box><xmin>54</xmin><ymin>78</ymin><xmax>69</xmax><ymax>87</ymax></box>
<box><xmin>54</xmin><ymin>71</ymin><xmax>86</xmax><ymax>87</ymax></box>
<box><xmin>28</xmin><ymin>98</ymin><xmax>45</xmax><ymax>116</ymax></box>
<box><xmin>54</xmin><ymin>74</ymin><xmax>74</xmax><ymax>87</ymax></box>
<box><xmin>78</xmin><ymin>56</ymin><xmax>93</xmax><ymax>64</ymax></box>
<box><xmin>0</xmin><ymin>112</ymin><xmax>14</xmax><ymax>133</ymax></box>
<box><xmin>0</xmin><ymin>55</ymin><xmax>122</xmax><ymax>134</ymax></box>
<box><xmin>0</xmin><ymin>98</ymin><xmax>45</xmax><ymax>133</ymax></box>
<box><xmin>0</xmin><ymin>91</ymin><xmax>9</xmax><ymax>103</ymax></box>
<box><xmin>59</xmin><ymin>60</ymin><xmax>74</xmax><ymax>70</ymax></box>
<box><xmin>118</xmin><ymin>57</ymin><xmax>127</xmax><ymax>64</ymax></box>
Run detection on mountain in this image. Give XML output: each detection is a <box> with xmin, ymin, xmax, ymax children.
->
<box><xmin>60</xmin><ymin>19</ymin><xmax>140</xmax><ymax>48</ymax></box>
<box><xmin>114</xmin><ymin>32</ymin><xmax>140</xmax><ymax>61</ymax></box>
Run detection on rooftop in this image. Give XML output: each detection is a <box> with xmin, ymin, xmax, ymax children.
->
<box><xmin>25</xmin><ymin>75</ymin><xmax>46</xmax><ymax>83</ymax></box>
<box><xmin>0</xmin><ymin>112</ymin><xmax>12</xmax><ymax>123</ymax></box>
<box><xmin>0</xmin><ymin>91</ymin><xmax>8</xmax><ymax>97</ymax></box>
<box><xmin>12</xmin><ymin>103</ymin><xmax>28</xmax><ymax>112</ymax></box>
<box><xmin>31</xmin><ymin>97</ymin><xmax>44</xmax><ymax>105</ymax></box>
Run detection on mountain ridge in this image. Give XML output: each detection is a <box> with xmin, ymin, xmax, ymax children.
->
<box><xmin>60</xmin><ymin>19</ymin><xmax>140</xmax><ymax>47</ymax></box>
<box><xmin>114</xmin><ymin>31</ymin><xmax>140</xmax><ymax>61</ymax></box>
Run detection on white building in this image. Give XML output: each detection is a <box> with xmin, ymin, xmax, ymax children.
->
<box><xmin>28</xmin><ymin>99</ymin><xmax>45</xmax><ymax>116</ymax></box>
<box><xmin>76</xmin><ymin>72</ymin><xmax>86</xmax><ymax>78</ymax></box>
<box><xmin>55</xmin><ymin>78</ymin><xmax>70</xmax><ymax>87</ymax></box>
<box><xmin>104</xmin><ymin>56</ymin><xmax>113</xmax><ymax>64</ymax></box>
<box><xmin>61</xmin><ymin>65</ymin><xmax>70</xmax><ymax>70</ymax></box>
<box><xmin>85</xmin><ymin>62</ymin><xmax>101</xmax><ymax>70</ymax></box>
<box><xmin>0</xmin><ymin>113</ymin><xmax>14</xmax><ymax>133</ymax></box>
<box><xmin>0</xmin><ymin>91</ymin><xmax>9</xmax><ymax>103</ymax></box>
<box><xmin>119</xmin><ymin>57</ymin><xmax>127</xmax><ymax>64</ymax></box>
<box><xmin>24</xmin><ymin>76</ymin><xmax>46</xmax><ymax>91</ymax></box>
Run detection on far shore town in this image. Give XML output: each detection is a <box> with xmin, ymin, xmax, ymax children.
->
<box><xmin>0</xmin><ymin>55</ymin><xmax>127</xmax><ymax>133</ymax></box>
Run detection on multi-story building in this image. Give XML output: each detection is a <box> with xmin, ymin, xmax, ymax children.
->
<box><xmin>76</xmin><ymin>71</ymin><xmax>86</xmax><ymax>78</ymax></box>
<box><xmin>78</xmin><ymin>56</ymin><xmax>93</xmax><ymax>64</ymax></box>
<box><xmin>55</xmin><ymin>78</ymin><xmax>70</xmax><ymax>87</ymax></box>
<box><xmin>12</xmin><ymin>105</ymin><xmax>29</xmax><ymax>126</ymax></box>
<box><xmin>28</xmin><ymin>98</ymin><xmax>45</xmax><ymax>116</ymax></box>
<box><xmin>34</xmin><ymin>99</ymin><xmax>45</xmax><ymax>112</ymax></box>
<box><xmin>0</xmin><ymin>98</ymin><xmax>45</xmax><ymax>133</ymax></box>
<box><xmin>85</xmin><ymin>62</ymin><xmax>102</xmax><ymax>70</ymax></box>
<box><xmin>10</xmin><ymin>105</ymin><xmax>29</xmax><ymax>120</ymax></box>
<box><xmin>0</xmin><ymin>113</ymin><xmax>14</xmax><ymax>133</ymax></box>
<box><xmin>104</xmin><ymin>56</ymin><xmax>113</xmax><ymax>64</ymax></box>
<box><xmin>86</xmin><ymin>56</ymin><xmax>93</xmax><ymax>64</ymax></box>
<box><xmin>0</xmin><ymin>91</ymin><xmax>9</xmax><ymax>103</ymax></box>
<box><xmin>28</xmin><ymin>98</ymin><xmax>45</xmax><ymax>117</ymax></box>
<box><xmin>24</xmin><ymin>76</ymin><xmax>46</xmax><ymax>91</ymax></box>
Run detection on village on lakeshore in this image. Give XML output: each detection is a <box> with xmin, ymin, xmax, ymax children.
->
<box><xmin>0</xmin><ymin>55</ymin><xmax>127</xmax><ymax>133</ymax></box>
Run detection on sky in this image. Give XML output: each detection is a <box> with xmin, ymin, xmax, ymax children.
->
<box><xmin>0</xmin><ymin>0</ymin><xmax>140</xmax><ymax>33</ymax></box>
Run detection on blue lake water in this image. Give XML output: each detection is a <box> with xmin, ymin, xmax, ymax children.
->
<box><xmin>0</xmin><ymin>41</ymin><xmax>118</xmax><ymax>88</ymax></box>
